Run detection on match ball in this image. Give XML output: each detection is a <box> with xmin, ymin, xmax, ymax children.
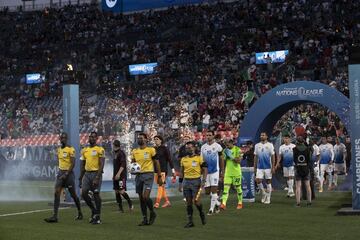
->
<box><xmin>129</xmin><ymin>162</ymin><xmax>141</xmax><ymax>174</ymax></box>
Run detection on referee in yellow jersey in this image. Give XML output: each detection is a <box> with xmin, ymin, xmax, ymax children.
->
<box><xmin>44</xmin><ymin>132</ymin><xmax>83</xmax><ymax>223</ymax></box>
<box><xmin>131</xmin><ymin>133</ymin><xmax>162</xmax><ymax>226</ymax></box>
<box><xmin>179</xmin><ymin>141</ymin><xmax>207</xmax><ymax>228</ymax></box>
<box><xmin>79</xmin><ymin>131</ymin><xmax>105</xmax><ymax>225</ymax></box>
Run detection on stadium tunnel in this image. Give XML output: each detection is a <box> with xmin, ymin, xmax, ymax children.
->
<box><xmin>239</xmin><ymin>81</ymin><xmax>350</xmax><ymax>144</ymax></box>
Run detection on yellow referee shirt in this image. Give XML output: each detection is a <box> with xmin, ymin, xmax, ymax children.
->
<box><xmin>58</xmin><ymin>146</ymin><xmax>75</xmax><ymax>171</ymax></box>
<box><xmin>81</xmin><ymin>146</ymin><xmax>105</xmax><ymax>171</ymax></box>
<box><xmin>131</xmin><ymin>147</ymin><xmax>156</xmax><ymax>173</ymax></box>
<box><xmin>181</xmin><ymin>155</ymin><xmax>204</xmax><ymax>179</ymax></box>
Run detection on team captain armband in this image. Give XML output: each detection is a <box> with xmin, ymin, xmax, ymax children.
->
<box><xmin>200</xmin><ymin>162</ymin><xmax>208</xmax><ymax>168</ymax></box>
<box><xmin>179</xmin><ymin>178</ymin><xmax>183</xmax><ymax>183</ymax></box>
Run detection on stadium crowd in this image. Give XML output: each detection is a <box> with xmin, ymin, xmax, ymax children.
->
<box><xmin>0</xmin><ymin>0</ymin><xmax>358</xmax><ymax>142</ymax></box>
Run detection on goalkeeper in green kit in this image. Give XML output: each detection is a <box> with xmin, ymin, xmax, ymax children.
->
<box><xmin>220</xmin><ymin>139</ymin><xmax>243</xmax><ymax>210</ymax></box>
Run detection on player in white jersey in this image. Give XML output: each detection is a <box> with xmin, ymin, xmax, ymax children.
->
<box><xmin>201</xmin><ymin>131</ymin><xmax>224</xmax><ymax>215</ymax></box>
<box><xmin>308</xmin><ymin>138</ymin><xmax>320</xmax><ymax>200</ymax></box>
<box><xmin>254</xmin><ymin>132</ymin><xmax>275</xmax><ymax>204</ymax></box>
<box><xmin>310</xmin><ymin>140</ymin><xmax>321</xmax><ymax>183</ymax></box>
<box><xmin>333</xmin><ymin>137</ymin><xmax>347</xmax><ymax>187</ymax></box>
<box><xmin>276</xmin><ymin>134</ymin><xmax>296</xmax><ymax>197</ymax></box>
<box><xmin>318</xmin><ymin>137</ymin><xmax>334</xmax><ymax>192</ymax></box>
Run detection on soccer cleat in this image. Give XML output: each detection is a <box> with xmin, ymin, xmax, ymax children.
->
<box><xmin>75</xmin><ymin>212</ymin><xmax>83</xmax><ymax>220</ymax></box>
<box><xmin>219</xmin><ymin>203</ymin><xmax>226</xmax><ymax>210</ymax></box>
<box><xmin>44</xmin><ymin>216</ymin><xmax>58</xmax><ymax>223</ymax></box>
<box><xmin>91</xmin><ymin>216</ymin><xmax>102</xmax><ymax>225</ymax></box>
<box><xmin>138</xmin><ymin>219</ymin><xmax>149</xmax><ymax>226</ymax></box>
<box><xmin>214</xmin><ymin>205</ymin><xmax>220</xmax><ymax>214</ymax></box>
<box><xmin>148</xmin><ymin>212</ymin><xmax>157</xmax><ymax>225</ymax></box>
<box><xmin>207</xmin><ymin>209</ymin><xmax>213</xmax><ymax>216</ymax></box>
<box><xmin>289</xmin><ymin>192</ymin><xmax>295</xmax><ymax>198</ymax></box>
<box><xmin>153</xmin><ymin>203</ymin><xmax>160</xmax><ymax>209</ymax></box>
<box><xmin>236</xmin><ymin>204</ymin><xmax>243</xmax><ymax>210</ymax></box>
<box><xmin>184</xmin><ymin>222</ymin><xmax>195</xmax><ymax>228</ymax></box>
<box><xmin>284</xmin><ymin>187</ymin><xmax>289</xmax><ymax>191</ymax></box>
<box><xmin>295</xmin><ymin>203</ymin><xmax>301</xmax><ymax>208</ymax></box>
<box><xmin>200</xmin><ymin>212</ymin><xmax>206</xmax><ymax>225</ymax></box>
<box><xmin>306</xmin><ymin>202</ymin><xmax>312</xmax><ymax>207</ymax></box>
<box><xmin>264</xmin><ymin>197</ymin><xmax>271</xmax><ymax>204</ymax></box>
<box><xmin>319</xmin><ymin>187</ymin><xmax>323</xmax><ymax>193</ymax></box>
<box><xmin>162</xmin><ymin>201</ymin><xmax>171</xmax><ymax>208</ymax></box>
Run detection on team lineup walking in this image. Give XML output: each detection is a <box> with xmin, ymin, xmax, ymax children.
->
<box><xmin>43</xmin><ymin>129</ymin><xmax>350</xmax><ymax>226</ymax></box>
<box><xmin>0</xmin><ymin>1</ymin><xmax>358</xmax><ymax>239</ymax></box>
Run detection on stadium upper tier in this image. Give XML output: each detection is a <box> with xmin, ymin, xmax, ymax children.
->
<box><xmin>0</xmin><ymin>0</ymin><xmax>355</xmax><ymax>142</ymax></box>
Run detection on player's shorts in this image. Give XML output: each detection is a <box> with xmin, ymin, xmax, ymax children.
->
<box><xmin>295</xmin><ymin>172</ymin><xmax>311</xmax><ymax>181</ymax></box>
<box><xmin>113</xmin><ymin>178</ymin><xmax>127</xmax><ymax>191</ymax></box>
<box><xmin>205</xmin><ymin>172</ymin><xmax>219</xmax><ymax>188</ymax></box>
<box><xmin>183</xmin><ymin>178</ymin><xmax>201</xmax><ymax>199</ymax></box>
<box><xmin>224</xmin><ymin>175</ymin><xmax>242</xmax><ymax>186</ymax></box>
<box><xmin>320</xmin><ymin>164</ymin><xmax>333</xmax><ymax>175</ymax></box>
<box><xmin>154</xmin><ymin>172</ymin><xmax>166</xmax><ymax>185</ymax></box>
<box><xmin>55</xmin><ymin>170</ymin><xmax>75</xmax><ymax>189</ymax></box>
<box><xmin>135</xmin><ymin>172</ymin><xmax>154</xmax><ymax>194</ymax></box>
<box><xmin>82</xmin><ymin>171</ymin><xmax>102</xmax><ymax>194</ymax></box>
<box><xmin>283</xmin><ymin>166</ymin><xmax>295</xmax><ymax>177</ymax></box>
<box><xmin>256</xmin><ymin>168</ymin><xmax>272</xmax><ymax>180</ymax></box>
<box><xmin>334</xmin><ymin>163</ymin><xmax>345</xmax><ymax>173</ymax></box>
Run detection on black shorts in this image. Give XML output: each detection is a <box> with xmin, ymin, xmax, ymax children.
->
<box><xmin>82</xmin><ymin>172</ymin><xmax>102</xmax><ymax>194</ymax></box>
<box><xmin>295</xmin><ymin>172</ymin><xmax>311</xmax><ymax>181</ymax></box>
<box><xmin>55</xmin><ymin>170</ymin><xmax>75</xmax><ymax>190</ymax></box>
<box><xmin>183</xmin><ymin>178</ymin><xmax>201</xmax><ymax>199</ymax></box>
<box><xmin>113</xmin><ymin>178</ymin><xmax>127</xmax><ymax>191</ymax></box>
<box><xmin>135</xmin><ymin>172</ymin><xmax>154</xmax><ymax>194</ymax></box>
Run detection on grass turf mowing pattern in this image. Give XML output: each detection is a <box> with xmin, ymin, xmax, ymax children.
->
<box><xmin>0</xmin><ymin>191</ymin><xmax>359</xmax><ymax>240</ymax></box>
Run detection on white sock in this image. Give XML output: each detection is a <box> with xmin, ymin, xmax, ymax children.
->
<box><xmin>258</xmin><ymin>182</ymin><xmax>265</xmax><ymax>194</ymax></box>
<box><xmin>316</xmin><ymin>173</ymin><xmax>321</xmax><ymax>182</ymax></box>
<box><xmin>334</xmin><ymin>174</ymin><xmax>338</xmax><ymax>186</ymax></box>
<box><xmin>320</xmin><ymin>175</ymin><xmax>324</xmax><ymax>189</ymax></box>
<box><xmin>210</xmin><ymin>193</ymin><xmax>218</xmax><ymax>211</ymax></box>
<box><xmin>328</xmin><ymin>174</ymin><xmax>333</xmax><ymax>188</ymax></box>
<box><xmin>289</xmin><ymin>179</ymin><xmax>294</xmax><ymax>193</ymax></box>
<box><xmin>287</xmin><ymin>180</ymin><xmax>292</xmax><ymax>193</ymax></box>
<box><xmin>267</xmin><ymin>184</ymin><xmax>272</xmax><ymax>200</ymax></box>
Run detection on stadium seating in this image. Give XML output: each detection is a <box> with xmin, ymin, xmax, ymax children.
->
<box><xmin>0</xmin><ymin>1</ymin><xmax>356</xmax><ymax>145</ymax></box>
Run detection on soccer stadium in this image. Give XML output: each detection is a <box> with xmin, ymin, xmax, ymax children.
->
<box><xmin>0</xmin><ymin>0</ymin><xmax>360</xmax><ymax>239</ymax></box>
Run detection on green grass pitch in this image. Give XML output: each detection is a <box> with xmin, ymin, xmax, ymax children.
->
<box><xmin>0</xmin><ymin>186</ymin><xmax>360</xmax><ymax>240</ymax></box>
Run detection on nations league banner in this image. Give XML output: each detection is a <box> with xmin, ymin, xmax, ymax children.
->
<box><xmin>349</xmin><ymin>63</ymin><xmax>360</xmax><ymax>210</ymax></box>
<box><xmin>102</xmin><ymin>0</ymin><xmax>204</xmax><ymax>13</ymax></box>
<box><xmin>241</xmin><ymin>167</ymin><xmax>255</xmax><ymax>202</ymax></box>
<box><xmin>239</xmin><ymin>81</ymin><xmax>350</xmax><ymax>143</ymax></box>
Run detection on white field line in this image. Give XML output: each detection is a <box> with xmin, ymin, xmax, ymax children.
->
<box><xmin>0</xmin><ymin>201</ymin><xmax>116</xmax><ymax>218</ymax></box>
<box><xmin>0</xmin><ymin>208</ymin><xmax>69</xmax><ymax>217</ymax></box>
